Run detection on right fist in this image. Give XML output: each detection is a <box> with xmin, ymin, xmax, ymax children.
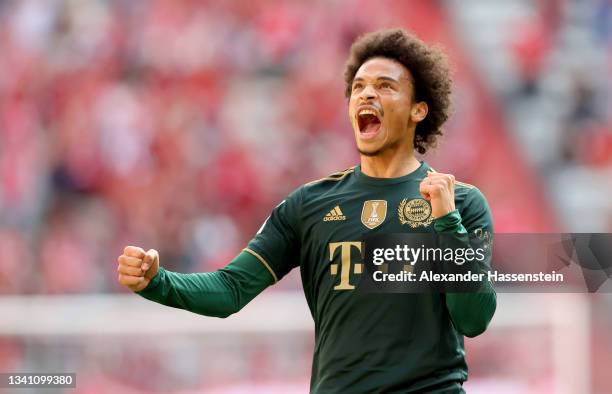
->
<box><xmin>117</xmin><ymin>246</ymin><xmax>159</xmax><ymax>292</ymax></box>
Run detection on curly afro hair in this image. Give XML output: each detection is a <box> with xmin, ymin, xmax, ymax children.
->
<box><xmin>344</xmin><ymin>28</ymin><xmax>453</xmax><ymax>154</ymax></box>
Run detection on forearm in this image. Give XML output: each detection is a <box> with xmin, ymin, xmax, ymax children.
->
<box><xmin>136</xmin><ymin>251</ymin><xmax>274</xmax><ymax>318</ymax></box>
<box><xmin>445</xmin><ymin>282</ymin><xmax>496</xmax><ymax>337</ymax></box>
<box><xmin>434</xmin><ymin>210</ymin><xmax>496</xmax><ymax>337</ymax></box>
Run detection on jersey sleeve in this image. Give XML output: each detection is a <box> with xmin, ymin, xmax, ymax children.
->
<box><xmin>435</xmin><ymin>187</ymin><xmax>496</xmax><ymax>337</ymax></box>
<box><xmin>459</xmin><ymin>187</ymin><xmax>494</xmax><ymax>234</ymax></box>
<box><xmin>432</xmin><ymin>187</ymin><xmax>494</xmax><ymax>272</ymax></box>
<box><xmin>244</xmin><ymin>187</ymin><xmax>302</xmax><ymax>282</ymax></box>
<box><xmin>136</xmin><ymin>250</ymin><xmax>274</xmax><ymax>318</ymax></box>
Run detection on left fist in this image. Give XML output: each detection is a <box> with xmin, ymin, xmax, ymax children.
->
<box><xmin>419</xmin><ymin>171</ymin><xmax>455</xmax><ymax>219</ymax></box>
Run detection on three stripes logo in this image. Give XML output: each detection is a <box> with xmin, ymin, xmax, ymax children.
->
<box><xmin>324</xmin><ymin>206</ymin><xmax>346</xmax><ymax>221</ymax></box>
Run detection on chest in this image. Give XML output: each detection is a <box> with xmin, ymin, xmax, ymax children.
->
<box><xmin>299</xmin><ymin>186</ymin><xmax>436</xmax><ymax>293</ymax></box>
<box><xmin>303</xmin><ymin>187</ymin><xmax>435</xmax><ymax>244</ymax></box>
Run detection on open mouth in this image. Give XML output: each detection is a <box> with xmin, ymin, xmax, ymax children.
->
<box><xmin>357</xmin><ymin>109</ymin><xmax>382</xmax><ymax>137</ymax></box>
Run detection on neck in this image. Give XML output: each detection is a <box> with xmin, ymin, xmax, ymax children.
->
<box><xmin>360</xmin><ymin>144</ymin><xmax>420</xmax><ymax>178</ymax></box>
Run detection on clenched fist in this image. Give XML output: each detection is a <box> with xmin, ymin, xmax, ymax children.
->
<box><xmin>117</xmin><ymin>246</ymin><xmax>159</xmax><ymax>292</ymax></box>
<box><xmin>419</xmin><ymin>171</ymin><xmax>455</xmax><ymax>219</ymax></box>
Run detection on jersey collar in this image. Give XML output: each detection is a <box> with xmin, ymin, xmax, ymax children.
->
<box><xmin>354</xmin><ymin>161</ymin><xmax>430</xmax><ymax>186</ymax></box>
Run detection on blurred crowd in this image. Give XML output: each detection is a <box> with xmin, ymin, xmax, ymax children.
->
<box><xmin>0</xmin><ymin>0</ymin><xmax>610</xmax><ymax>295</ymax></box>
<box><xmin>447</xmin><ymin>0</ymin><xmax>612</xmax><ymax>230</ymax></box>
<box><xmin>0</xmin><ymin>0</ymin><xmax>364</xmax><ymax>294</ymax></box>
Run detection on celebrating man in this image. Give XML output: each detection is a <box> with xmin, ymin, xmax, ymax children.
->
<box><xmin>117</xmin><ymin>28</ymin><xmax>496</xmax><ymax>393</ymax></box>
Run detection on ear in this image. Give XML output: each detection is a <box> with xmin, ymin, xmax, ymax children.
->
<box><xmin>411</xmin><ymin>102</ymin><xmax>428</xmax><ymax>123</ymax></box>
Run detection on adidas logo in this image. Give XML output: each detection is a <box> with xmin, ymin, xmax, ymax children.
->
<box><xmin>324</xmin><ymin>206</ymin><xmax>346</xmax><ymax>221</ymax></box>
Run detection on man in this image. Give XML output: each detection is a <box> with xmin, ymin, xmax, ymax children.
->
<box><xmin>117</xmin><ymin>28</ymin><xmax>496</xmax><ymax>393</ymax></box>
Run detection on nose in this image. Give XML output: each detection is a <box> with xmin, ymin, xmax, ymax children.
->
<box><xmin>359</xmin><ymin>83</ymin><xmax>377</xmax><ymax>101</ymax></box>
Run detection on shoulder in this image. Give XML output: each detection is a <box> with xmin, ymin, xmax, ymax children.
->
<box><xmin>454</xmin><ymin>181</ymin><xmax>488</xmax><ymax>211</ymax></box>
<box><xmin>304</xmin><ymin>166</ymin><xmax>356</xmax><ymax>186</ymax></box>
<box><xmin>454</xmin><ymin>179</ymin><xmax>481</xmax><ymax>202</ymax></box>
<box><xmin>300</xmin><ymin>166</ymin><xmax>356</xmax><ymax>195</ymax></box>
<box><xmin>454</xmin><ymin>180</ymin><xmax>477</xmax><ymax>190</ymax></box>
<box><xmin>426</xmin><ymin>166</ymin><xmax>484</xmax><ymax>202</ymax></box>
<box><xmin>453</xmin><ymin>183</ymin><xmax>493</xmax><ymax>231</ymax></box>
<box><xmin>279</xmin><ymin>166</ymin><xmax>356</xmax><ymax>209</ymax></box>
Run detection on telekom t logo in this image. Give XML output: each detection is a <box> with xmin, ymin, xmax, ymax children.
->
<box><xmin>329</xmin><ymin>242</ymin><xmax>363</xmax><ymax>290</ymax></box>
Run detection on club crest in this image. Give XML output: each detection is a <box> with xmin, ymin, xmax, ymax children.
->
<box><xmin>398</xmin><ymin>198</ymin><xmax>434</xmax><ymax>228</ymax></box>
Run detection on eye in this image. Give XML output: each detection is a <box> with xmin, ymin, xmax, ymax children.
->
<box><xmin>379</xmin><ymin>82</ymin><xmax>393</xmax><ymax>89</ymax></box>
<box><xmin>352</xmin><ymin>83</ymin><xmax>363</xmax><ymax>91</ymax></box>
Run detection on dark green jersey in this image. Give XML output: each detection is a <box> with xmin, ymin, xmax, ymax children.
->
<box><xmin>246</xmin><ymin>162</ymin><xmax>494</xmax><ymax>393</ymax></box>
<box><xmin>138</xmin><ymin>161</ymin><xmax>495</xmax><ymax>393</ymax></box>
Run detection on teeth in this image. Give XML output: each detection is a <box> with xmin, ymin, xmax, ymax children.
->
<box><xmin>358</xmin><ymin>109</ymin><xmax>377</xmax><ymax>117</ymax></box>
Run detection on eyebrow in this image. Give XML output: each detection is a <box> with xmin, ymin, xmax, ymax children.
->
<box><xmin>352</xmin><ymin>76</ymin><xmax>400</xmax><ymax>84</ymax></box>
